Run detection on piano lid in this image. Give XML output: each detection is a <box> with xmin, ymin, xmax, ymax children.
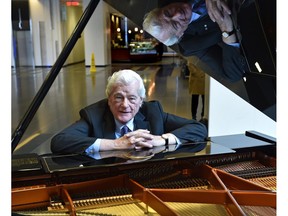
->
<box><xmin>103</xmin><ymin>0</ymin><xmax>276</xmax><ymax>121</ymax></box>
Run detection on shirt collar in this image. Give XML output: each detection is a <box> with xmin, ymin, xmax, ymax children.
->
<box><xmin>190</xmin><ymin>3</ymin><xmax>203</xmax><ymax>23</ymax></box>
<box><xmin>191</xmin><ymin>12</ymin><xmax>201</xmax><ymax>22</ymax></box>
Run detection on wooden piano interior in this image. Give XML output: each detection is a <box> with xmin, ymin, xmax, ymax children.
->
<box><xmin>12</xmin><ymin>151</ymin><xmax>276</xmax><ymax>216</ymax></box>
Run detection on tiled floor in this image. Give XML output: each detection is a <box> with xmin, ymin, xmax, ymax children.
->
<box><xmin>12</xmin><ymin>57</ymin><xmax>202</xmax><ymax>155</ymax></box>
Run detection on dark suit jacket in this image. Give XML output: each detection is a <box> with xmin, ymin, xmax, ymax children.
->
<box><xmin>170</xmin><ymin>0</ymin><xmax>248</xmax><ymax>82</ymax></box>
<box><xmin>51</xmin><ymin>99</ymin><xmax>208</xmax><ymax>154</ymax></box>
<box><xmin>177</xmin><ymin>15</ymin><xmax>247</xmax><ymax>83</ymax></box>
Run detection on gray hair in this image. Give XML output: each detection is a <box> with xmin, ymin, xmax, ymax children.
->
<box><xmin>106</xmin><ymin>69</ymin><xmax>146</xmax><ymax>99</ymax></box>
<box><xmin>143</xmin><ymin>8</ymin><xmax>180</xmax><ymax>46</ymax></box>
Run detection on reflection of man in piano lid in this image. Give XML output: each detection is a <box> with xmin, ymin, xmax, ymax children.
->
<box><xmin>50</xmin><ymin>69</ymin><xmax>207</xmax><ymax>159</ymax></box>
<box><xmin>143</xmin><ymin>0</ymin><xmax>239</xmax><ymax>46</ymax></box>
<box><xmin>85</xmin><ymin>141</ymin><xmax>207</xmax><ymax>163</ymax></box>
<box><xmin>142</xmin><ymin>0</ymin><xmax>249</xmax><ymax>82</ymax></box>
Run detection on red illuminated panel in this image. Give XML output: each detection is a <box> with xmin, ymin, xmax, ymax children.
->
<box><xmin>66</xmin><ymin>1</ymin><xmax>80</xmax><ymax>6</ymax></box>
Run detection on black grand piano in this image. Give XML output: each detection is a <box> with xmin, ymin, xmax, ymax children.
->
<box><xmin>12</xmin><ymin>0</ymin><xmax>276</xmax><ymax>215</ymax></box>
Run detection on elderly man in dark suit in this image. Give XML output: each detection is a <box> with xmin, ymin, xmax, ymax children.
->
<box><xmin>142</xmin><ymin>0</ymin><xmax>249</xmax><ymax>82</ymax></box>
<box><xmin>51</xmin><ymin>69</ymin><xmax>207</xmax><ymax>156</ymax></box>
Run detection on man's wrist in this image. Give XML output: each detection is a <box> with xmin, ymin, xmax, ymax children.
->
<box><xmin>161</xmin><ymin>133</ymin><xmax>178</xmax><ymax>146</ymax></box>
<box><xmin>222</xmin><ymin>33</ymin><xmax>237</xmax><ymax>44</ymax></box>
<box><xmin>161</xmin><ymin>134</ymin><xmax>169</xmax><ymax>147</ymax></box>
<box><xmin>222</xmin><ymin>29</ymin><xmax>235</xmax><ymax>38</ymax></box>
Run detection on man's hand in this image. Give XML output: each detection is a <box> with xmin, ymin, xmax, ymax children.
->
<box><xmin>100</xmin><ymin>130</ymin><xmax>175</xmax><ymax>151</ymax></box>
<box><xmin>205</xmin><ymin>0</ymin><xmax>231</xmax><ymax>22</ymax></box>
<box><xmin>125</xmin><ymin>129</ymin><xmax>164</xmax><ymax>150</ymax></box>
<box><xmin>206</xmin><ymin>0</ymin><xmax>237</xmax><ymax>44</ymax></box>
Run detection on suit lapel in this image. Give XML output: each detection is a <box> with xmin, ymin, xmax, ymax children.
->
<box><xmin>103</xmin><ymin>110</ymin><xmax>116</xmax><ymax>139</ymax></box>
<box><xmin>134</xmin><ymin>112</ymin><xmax>150</xmax><ymax>130</ymax></box>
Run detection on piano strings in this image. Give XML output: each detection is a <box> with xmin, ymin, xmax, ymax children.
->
<box><xmin>12</xmin><ymin>151</ymin><xmax>276</xmax><ymax>215</ymax></box>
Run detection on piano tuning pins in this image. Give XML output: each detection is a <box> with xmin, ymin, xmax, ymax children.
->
<box><xmin>48</xmin><ymin>202</ymin><xmax>64</xmax><ymax>210</ymax></box>
<box><xmin>49</xmin><ymin>195</ymin><xmax>65</xmax><ymax>211</ymax></box>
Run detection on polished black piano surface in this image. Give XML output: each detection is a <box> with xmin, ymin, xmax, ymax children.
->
<box><xmin>12</xmin><ymin>133</ymin><xmax>275</xmax><ymax>175</ymax></box>
<box><xmin>12</xmin><ymin>0</ymin><xmax>276</xmax><ymax>215</ymax></box>
<box><xmin>104</xmin><ymin>0</ymin><xmax>276</xmax><ymax>121</ymax></box>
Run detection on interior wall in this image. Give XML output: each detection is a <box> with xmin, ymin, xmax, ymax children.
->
<box><xmin>208</xmin><ymin>77</ymin><xmax>276</xmax><ymax>138</ymax></box>
<box><xmin>12</xmin><ymin>0</ymin><xmax>34</xmax><ymax>67</ymax></box>
<box><xmin>29</xmin><ymin>0</ymin><xmax>55</xmax><ymax>66</ymax></box>
<box><xmin>64</xmin><ymin>5</ymin><xmax>85</xmax><ymax>65</ymax></box>
<box><xmin>83</xmin><ymin>0</ymin><xmax>111</xmax><ymax>66</ymax></box>
<box><xmin>27</xmin><ymin>0</ymin><xmax>85</xmax><ymax>66</ymax></box>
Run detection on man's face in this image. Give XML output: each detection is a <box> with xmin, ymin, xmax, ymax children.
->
<box><xmin>108</xmin><ymin>82</ymin><xmax>143</xmax><ymax>124</ymax></box>
<box><xmin>157</xmin><ymin>2</ymin><xmax>192</xmax><ymax>43</ymax></box>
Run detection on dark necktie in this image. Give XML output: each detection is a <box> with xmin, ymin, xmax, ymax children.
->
<box><xmin>121</xmin><ymin>125</ymin><xmax>129</xmax><ymax>137</ymax></box>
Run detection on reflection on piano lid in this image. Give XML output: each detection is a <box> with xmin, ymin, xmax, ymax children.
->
<box><xmin>40</xmin><ymin>141</ymin><xmax>236</xmax><ymax>173</ymax></box>
<box><xmin>103</xmin><ymin>0</ymin><xmax>276</xmax><ymax>121</ymax></box>
<box><xmin>35</xmin><ymin>132</ymin><xmax>275</xmax><ymax>174</ymax></box>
